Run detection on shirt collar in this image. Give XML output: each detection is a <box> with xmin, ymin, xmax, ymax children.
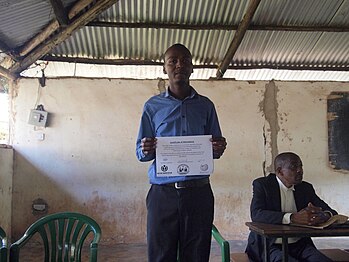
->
<box><xmin>165</xmin><ymin>86</ymin><xmax>197</xmax><ymax>99</ymax></box>
<box><xmin>276</xmin><ymin>176</ymin><xmax>295</xmax><ymax>191</ymax></box>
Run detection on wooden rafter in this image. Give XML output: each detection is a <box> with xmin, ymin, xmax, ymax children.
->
<box><xmin>42</xmin><ymin>55</ymin><xmax>349</xmax><ymax>72</ymax></box>
<box><xmin>10</xmin><ymin>0</ymin><xmax>119</xmax><ymax>75</ymax></box>
<box><xmin>0</xmin><ymin>65</ymin><xmax>17</xmax><ymax>80</ymax></box>
<box><xmin>44</xmin><ymin>56</ymin><xmax>164</xmax><ymax>65</ymax></box>
<box><xmin>216</xmin><ymin>0</ymin><xmax>261</xmax><ymax>79</ymax></box>
<box><xmin>247</xmin><ymin>25</ymin><xmax>349</xmax><ymax>32</ymax></box>
<box><xmin>48</xmin><ymin>0</ymin><xmax>69</xmax><ymax>26</ymax></box>
<box><xmin>88</xmin><ymin>21</ymin><xmax>349</xmax><ymax>32</ymax></box>
<box><xmin>19</xmin><ymin>0</ymin><xmax>94</xmax><ymax>57</ymax></box>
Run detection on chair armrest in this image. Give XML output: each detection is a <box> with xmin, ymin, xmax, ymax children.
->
<box><xmin>9</xmin><ymin>233</ymin><xmax>34</xmax><ymax>262</ymax></box>
<box><xmin>0</xmin><ymin>227</ymin><xmax>8</xmax><ymax>262</ymax></box>
<box><xmin>0</xmin><ymin>247</ymin><xmax>7</xmax><ymax>262</ymax></box>
<box><xmin>212</xmin><ymin>224</ymin><xmax>230</xmax><ymax>262</ymax></box>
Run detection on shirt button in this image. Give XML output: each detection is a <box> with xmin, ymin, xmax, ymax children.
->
<box><xmin>182</xmin><ymin>115</ymin><xmax>185</xmax><ymax>118</ymax></box>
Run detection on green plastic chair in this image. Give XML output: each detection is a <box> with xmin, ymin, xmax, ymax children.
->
<box><xmin>177</xmin><ymin>224</ymin><xmax>231</xmax><ymax>262</ymax></box>
<box><xmin>10</xmin><ymin>212</ymin><xmax>101</xmax><ymax>262</ymax></box>
<box><xmin>211</xmin><ymin>224</ymin><xmax>230</xmax><ymax>262</ymax></box>
<box><xmin>0</xmin><ymin>227</ymin><xmax>8</xmax><ymax>262</ymax></box>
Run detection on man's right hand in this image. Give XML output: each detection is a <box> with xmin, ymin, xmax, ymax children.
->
<box><xmin>141</xmin><ymin>137</ymin><xmax>157</xmax><ymax>155</ymax></box>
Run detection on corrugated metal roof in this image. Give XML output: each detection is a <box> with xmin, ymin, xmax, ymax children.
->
<box><xmin>50</xmin><ymin>0</ymin><xmax>349</xmax><ymax>68</ymax></box>
<box><xmin>52</xmin><ymin>27</ymin><xmax>237</xmax><ymax>63</ymax></box>
<box><xmin>0</xmin><ymin>0</ymin><xmax>77</xmax><ymax>47</ymax></box>
<box><xmin>253</xmin><ymin>0</ymin><xmax>349</xmax><ymax>25</ymax></box>
<box><xmin>236</xmin><ymin>31</ymin><xmax>349</xmax><ymax>67</ymax></box>
<box><xmin>102</xmin><ymin>0</ymin><xmax>246</xmax><ymax>24</ymax></box>
<box><xmin>1</xmin><ymin>0</ymin><xmax>349</xmax><ymax>80</ymax></box>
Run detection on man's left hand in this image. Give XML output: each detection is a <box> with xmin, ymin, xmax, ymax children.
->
<box><xmin>211</xmin><ymin>137</ymin><xmax>227</xmax><ymax>159</ymax></box>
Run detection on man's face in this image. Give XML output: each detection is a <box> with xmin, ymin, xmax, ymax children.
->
<box><xmin>163</xmin><ymin>46</ymin><xmax>193</xmax><ymax>85</ymax></box>
<box><xmin>278</xmin><ymin>156</ymin><xmax>303</xmax><ymax>188</ymax></box>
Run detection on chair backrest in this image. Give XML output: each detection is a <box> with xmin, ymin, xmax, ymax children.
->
<box><xmin>0</xmin><ymin>227</ymin><xmax>8</xmax><ymax>262</ymax></box>
<box><xmin>10</xmin><ymin>212</ymin><xmax>101</xmax><ymax>262</ymax></box>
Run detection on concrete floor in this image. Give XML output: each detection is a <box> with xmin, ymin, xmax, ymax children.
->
<box><xmin>19</xmin><ymin>241</ymin><xmax>239</xmax><ymax>262</ymax></box>
<box><xmin>18</xmin><ymin>237</ymin><xmax>349</xmax><ymax>261</ymax></box>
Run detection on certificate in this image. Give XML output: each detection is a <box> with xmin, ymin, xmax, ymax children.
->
<box><xmin>156</xmin><ymin>135</ymin><xmax>213</xmax><ymax>177</ymax></box>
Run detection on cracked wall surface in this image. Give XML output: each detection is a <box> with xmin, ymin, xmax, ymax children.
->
<box><xmin>2</xmin><ymin>78</ymin><xmax>349</xmax><ymax>243</ymax></box>
<box><xmin>259</xmin><ymin>81</ymin><xmax>280</xmax><ymax>175</ymax></box>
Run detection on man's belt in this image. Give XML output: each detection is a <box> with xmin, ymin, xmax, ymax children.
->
<box><xmin>163</xmin><ymin>177</ymin><xmax>210</xmax><ymax>189</ymax></box>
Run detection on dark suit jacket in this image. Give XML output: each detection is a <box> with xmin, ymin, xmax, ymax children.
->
<box><xmin>245</xmin><ymin>173</ymin><xmax>337</xmax><ymax>262</ymax></box>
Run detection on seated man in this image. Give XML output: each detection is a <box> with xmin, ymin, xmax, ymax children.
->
<box><xmin>246</xmin><ymin>152</ymin><xmax>337</xmax><ymax>262</ymax></box>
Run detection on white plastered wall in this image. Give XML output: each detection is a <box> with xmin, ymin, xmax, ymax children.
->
<box><xmin>0</xmin><ymin>146</ymin><xmax>13</xmax><ymax>236</ymax></box>
<box><xmin>276</xmin><ymin>82</ymin><xmax>349</xmax><ymax>211</ymax></box>
<box><xmin>8</xmin><ymin>78</ymin><xmax>349</xmax><ymax>243</ymax></box>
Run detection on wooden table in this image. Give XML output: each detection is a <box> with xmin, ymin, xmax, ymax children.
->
<box><xmin>245</xmin><ymin>222</ymin><xmax>349</xmax><ymax>262</ymax></box>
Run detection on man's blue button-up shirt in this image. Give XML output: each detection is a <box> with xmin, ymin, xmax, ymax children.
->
<box><xmin>136</xmin><ymin>87</ymin><xmax>222</xmax><ymax>184</ymax></box>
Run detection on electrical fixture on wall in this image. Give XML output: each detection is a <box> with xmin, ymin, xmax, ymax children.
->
<box><xmin>28</xmin><ymin>62</ymin><xmax>50</xmax><ymax>128</ymax></box>
<box><xmin>28</xmin><ymin>104</ymin><xmax>48</xmax><ymax>127</ymax></box>
<box><xmin>32</xmin><ymin>198</ymin><xmax>48</xmax><ymax>215</ymax></box>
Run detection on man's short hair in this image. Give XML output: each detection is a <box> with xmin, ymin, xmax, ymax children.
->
<box><xmin>164</xmin><ymin>43</ymin><xmax>192</xmax><ymax>59</ymax></box>
<box><xmin>274</xmin><ymin>152</ymin><xmax>299</xmax><ymax>171</ymax></box>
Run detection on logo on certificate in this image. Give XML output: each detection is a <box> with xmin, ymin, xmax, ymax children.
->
<box><xmin>161</xmin><ymin>165</ymin><xmax>168</xmax><ymax>172</ymax></box>
<box><xmin>200</xmin><ymin>164</ymin><xmax>209</xmax><ymax>171</ymax></box>
<box><xmin>177</xmin><ymin>164</ymin><xmax>189</xmax><ymax>175</ymax></box>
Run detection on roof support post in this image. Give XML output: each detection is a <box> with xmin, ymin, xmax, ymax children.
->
<box><xmin>216</xmin><ymin>0</ymin><xmax>261</xmax><ymax>79</ymax></box>
<box><xmin>48</xmin><ymin>0</ymin><xmax>70</xmax><ymax>26</ymax></box>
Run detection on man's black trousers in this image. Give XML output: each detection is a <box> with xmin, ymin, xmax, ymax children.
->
<box><xmin>146</xmin><ymin>183</ymin><xmax>214</xmax><ymax>262</ymax></box>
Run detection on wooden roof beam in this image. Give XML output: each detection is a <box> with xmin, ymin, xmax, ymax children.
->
<box><xmin>10</xmin><ymin>0</ymin><xmax>119</xmax><ymax>75</ymax></box>
<box><xmin>19</xmin><ymin>0</ymin><xmax>94</xmax><ymax>57</ymax></box>
<box><xmin>48</xmin><ymin>0</ymin><xmax>69</xmax><ymax>27</ymax></box>
<box><xmin>0</xmin><ymin>65</ymin><xmax>17</xmax><ymax>80</ymax></box>
<box><xmin>88</xmin><ymin>21</ymin><xmax>349</xmax><ymax>32</ymax></box>
<box><xmin>216</xmin><ymin>0</ymin><xmax>261</xmax><ymax>79</ymax></box>
<box><xmin>42</xmin><ymin>55</ymin><xmax>349</xmax><ymax>72</ymax></box>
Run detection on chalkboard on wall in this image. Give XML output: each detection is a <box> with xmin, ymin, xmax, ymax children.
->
<box><xmin>327</xmin><ymin>92</ymin><xmax>349</xmax><ymax>171</ymax></box>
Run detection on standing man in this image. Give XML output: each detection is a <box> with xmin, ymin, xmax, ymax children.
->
<box><xmin>136</xmin><ymin>43</ymin><xmax>227</xmax><ymax>262</ymax></box>
<box><xmin>246</xmin><ymin>152</ymin><xmax>336</xmax><ymax>262</ymax></box>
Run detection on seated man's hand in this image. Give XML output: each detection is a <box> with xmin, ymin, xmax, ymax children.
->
<box><xmin>311</xmin><ymin>211</ymin><xmax>331</xmax><ymax>225</ymax></box>
<box><xmin>304</xmin><ymin>202</ymin><xmax>331</xmax><ymax>225</ymax></box>
<box><xmin>291</xmin><ymin>202</ymin><xmax>331</xmax><ymax>225</ymax></box>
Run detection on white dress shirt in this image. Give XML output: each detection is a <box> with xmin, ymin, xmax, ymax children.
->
<box><xmin>275</xmin><ymin>176</ymin><xmax>300</xmax><ymax>244</ymax></box>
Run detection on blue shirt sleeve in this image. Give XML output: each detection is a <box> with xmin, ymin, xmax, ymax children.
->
<box><xmin>136</xmin><ymin>103</ymin><xmax>156</xmax><ymax>162</ymax></box>
<box><xmin>206</xmin><ymin>102</ymin><xmax>222</xmax><ymax>138</ymax></box>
